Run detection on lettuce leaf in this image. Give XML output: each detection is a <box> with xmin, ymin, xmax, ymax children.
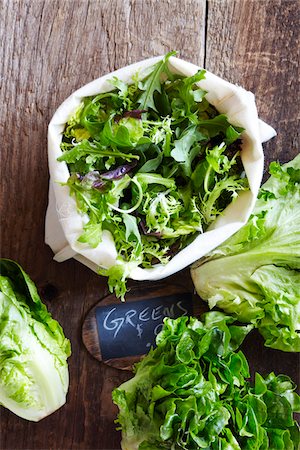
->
<box><xmin>191</xmin><ymin>154</ymin><xmax>300</xmax><ymax>352</ymax></box>
<box><xmin>113</xmin><ymin>313</ymin><xmax>299</xmax><ymax>449</ymax></box>
<box><xmin>137</xmin><ymin>51</ymin><xmax>176</xmax><ymax>111</ymax></box>
<box><xmin>0</xmin><ymin>259</ymin><xmax>70</xmax><ymax>421</ymax></box>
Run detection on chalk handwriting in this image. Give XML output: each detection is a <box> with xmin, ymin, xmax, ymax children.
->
<box><xmin>136</xmin><ymin>323</ymin><xmax>143</xmax><ymax>339</ymax></box>
<box><xmin>102</xmin><ymin>300</ymin><xmax>189</xmax><ymax>339</ymax></box>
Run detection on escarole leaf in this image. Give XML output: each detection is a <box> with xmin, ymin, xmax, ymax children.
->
<box><xmin>0</xmin><ymin>259</ymin><xmax>70</xmax><ymax>422</ymax></box>
<box><xmin>112</xmin><ymin>313</ymin><xmax>300</xmax><ymax>450</ymax></box>
<box><xmin>191</xmin><ymin>154</ymin><xmax>300</xmax><ymax>352</ymax></box>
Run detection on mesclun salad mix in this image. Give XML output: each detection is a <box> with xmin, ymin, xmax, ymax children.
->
<box><xmin>58</xmin><ymin>52</ymin><xmax>248</xmax><ymax>298</ymax></box>
<box><xmin>113</xmin><ymin>313</ymin><xmax>300</xmax><ymax>450</ymax></box>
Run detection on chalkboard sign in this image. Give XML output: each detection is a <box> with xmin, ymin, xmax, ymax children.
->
<box><xmin>82</xmin><ymin>283</ymin><xmax>205</xmax><ymax>370</ymax></box>
<box><xmin>95</xmin><ymin>293</ymin><xmax>193</xmax><ymax>360</ymax></box>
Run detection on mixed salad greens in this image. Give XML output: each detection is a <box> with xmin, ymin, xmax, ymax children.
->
<box><xmin>58</xmin><ymin>52</ymin><xmax>247</xmax><ymax>298</ymax></box>
<box><xmin>113</xmin><ymin>312</ymin><xmax>300</xmax><ymax>450</ymax></box>
<box><xmin>0</xmin><ymin>259</ymin><xmax>70</xmax><ymax>421</ymax></box>
<box><xmin>192</xmin><ymin>155</ymin><xmax>300</xmax><ymax>352</ymax></box>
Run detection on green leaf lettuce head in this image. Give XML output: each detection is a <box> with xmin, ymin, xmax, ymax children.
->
<box><xmin>0</xmin><ymin>259</ymin><xmax>71</xmax><ymax>421</ymax></box>
<box><xmin>112</xmin><ymin>313</ymin><xmax>300</xmax><ymax>450</ymax></box>
<box><xmin>191</xmin><ymin>154</ymin><xmax>300</xmax><ymax>352</ymax></box>
<box><xmin>58</xmin><ymin>51</ymin><xmax>247</xmax><ymax>299</ymax></box>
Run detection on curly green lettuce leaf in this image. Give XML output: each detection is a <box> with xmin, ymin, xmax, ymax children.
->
<box><xmin>0</xmin><ymin>259</ymin><xmax>70</xmax><ymax>421</ymax></box>
<box><xmin>100</xmin><ymin>117</ymin><xmax>144</xmax><ymax>148</ymax></box>
<box><xmin>191</xmin><ymin>154</ymin><xmax>300</xmax><ymax>351</ymax></box>
<box><xmin>113</xmin><ymin>313</ymin><xmax>299</xmax><ymax>450</ymax></box>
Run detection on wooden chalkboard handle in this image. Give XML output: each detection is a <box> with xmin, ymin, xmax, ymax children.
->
<box><xmin>82</xmin><ymin>281</ymin><xmax>206</xmax><ymax>371</ymax></box>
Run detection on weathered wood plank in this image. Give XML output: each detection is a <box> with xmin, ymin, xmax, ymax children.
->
<box><xmin>0</xmin><ymin>1</ymin><xmax>206</xmax><ymax>449</ymax></box>
<box><xmin>205</xmin><ymin>0</ymin><xmax>299</xmax><ymax>169</ymax></box>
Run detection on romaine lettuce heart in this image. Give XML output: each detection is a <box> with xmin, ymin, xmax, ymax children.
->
<box><xmin>0</xmin><ymin>259</ymin><xmax>70</xmax><ymax>421</ymax></box>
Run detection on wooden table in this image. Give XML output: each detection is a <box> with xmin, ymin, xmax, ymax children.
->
<box><xmin>1</xmin><ymin>1</ymin><xmax>299</xmax><ymax>449</ymax></box>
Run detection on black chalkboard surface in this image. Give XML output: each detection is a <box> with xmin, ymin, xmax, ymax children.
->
<box><xmin>82</xmin><ymin>283</ymin><xmax>206</xmax><ymax>370</ymax></box>
<box><xmin>95</xmin><ymin>293</ymin><xmax>193</xmax><ymax>360</ymax></box>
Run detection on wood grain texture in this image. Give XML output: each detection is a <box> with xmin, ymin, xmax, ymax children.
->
<box><xmin>0</xmin><ymin>1</ymin><xmax>205</xmax><ymax>449</ymax></box>
<box><xmin>206</xmin><ymin>0</ymin><xmax>300</xmax><ymax>170</ymax></box>
<box><xmin>0</xmin><ymin>0</ymin><xmax>299</xmax><ymax>449</ymax></box>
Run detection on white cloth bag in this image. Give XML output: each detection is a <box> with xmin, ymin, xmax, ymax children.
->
<box><xmin>45</xmin><ymin>56</ymin><xmax>276</xmax><ymax>280</ymax></box>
